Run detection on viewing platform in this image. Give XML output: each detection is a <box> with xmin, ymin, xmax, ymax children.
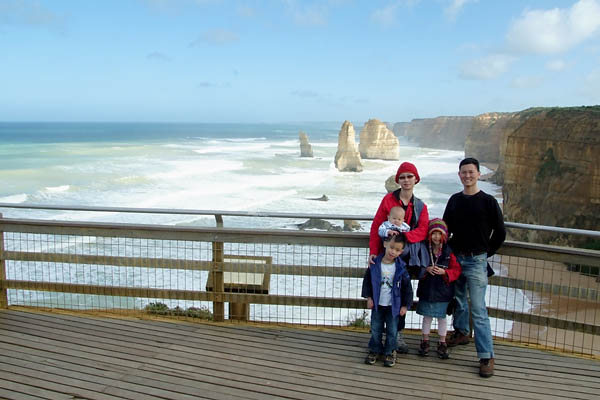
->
<box><xmin>1</xmin><ymin>308</ymin><xmax>598</xmax><ymax>400</ymax></box>
<box><xmin>0</xmin><ymin>204</ymin><xmax>599</xmax><ymax>398</ymax></box>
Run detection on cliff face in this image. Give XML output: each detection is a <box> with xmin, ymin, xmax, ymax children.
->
<box><xmin>334</xmin><ymin>121</ymin><xmax>363</xmax><ymax>172</ymax></box>
<box><xmin>502</xmin><ymin>107</ymin><xmax>600</xmax><ymax>244</ymax></box>
<box><xmin>358</xmin><ymin>119</ymin><xmax>399</xmax><ymax>160</ymax></box>
<box><xmin>465</xmin><ymin>112</ymin><xmax>519</xmax><ymax>165</ymax></box>
<box><xmin>393</xmin><ymin>116</ymin><xmax>473</xmax><ymax>150</ymax></box>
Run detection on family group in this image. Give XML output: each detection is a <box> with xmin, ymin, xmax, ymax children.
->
<box><xmin>361</xmin><ymin>158</ymin><xmax>506</xmax><ymax>378</ymax></box>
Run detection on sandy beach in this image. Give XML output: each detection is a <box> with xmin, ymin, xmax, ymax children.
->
<box><xmin>500</xmin><ymin>254</ymin><xmax>600</xmax><ymax>357</ymax></box>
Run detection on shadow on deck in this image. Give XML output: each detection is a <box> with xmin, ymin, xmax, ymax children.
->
<box><xmin>0</xmin><ymin>309</ymin><xmax>598</xmax><ymax>400</ymax></box>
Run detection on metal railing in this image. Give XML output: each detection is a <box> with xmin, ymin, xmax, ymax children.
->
<box><xmin>0</xmin><ymin>204</ymin><xmax>599</xmax><ymax>357</ymax></box>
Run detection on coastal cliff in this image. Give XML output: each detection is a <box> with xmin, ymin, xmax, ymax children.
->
<box><xmin>393</xmin><ymin>116</ymin><xmax>473</xmax><ymax>150</ymax></box>
<box><xmin>464</xmin><ymin>112</ymin><xmax>519</xmax><ymax>165</ymax></box>
<box><xmin>358</xmin><ymin>119</ymin><xmax>399</xmax><ymax>160</ymax></box>
<box><xmin>502</xmin><ymin>107</ymin><xmax>600</xmax><ymax>244</ymax></box>
<box><xmin>334</xmin><ymin>121</ymin><xmax>363</xmax><ymax>172</ymax></box>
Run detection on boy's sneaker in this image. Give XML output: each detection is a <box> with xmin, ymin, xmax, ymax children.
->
<box><xmin>364</xmin><ymin>352</ymin><xmax>378</xmax><ymax>365</ymax></box>
<box><xmin>418</xmin><ymin>340</ymin><xmax>429</xmax><ymax>356</ymax></box>
<box><xmin>383</xmin><ymin>351</ymin><xmax>396</xmax><ymax>367</ymax></box>
<box><xmin>446</xmin><ymin>331</ymin><xmax>470</xmax><ymax>347</ymax></box>
<box><xmin>437</xmin><ymin>342</ymin><xmax>449</xmax><ymax>359</ymax></box>
<box><xmin>396</xmin><ymin>332</ymin><xmax>409</xmax><ymax>354</ymax></box>
<box><xmin>479</xmin><ymin>358</ymin><xmax>495</xmax><ymax>378</ymax></box>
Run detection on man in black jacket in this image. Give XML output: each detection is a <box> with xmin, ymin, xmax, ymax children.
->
<box><xmin>443</xmin><ymin>157</ymin><xmax>506</xmax><ymax>378</ymax></box>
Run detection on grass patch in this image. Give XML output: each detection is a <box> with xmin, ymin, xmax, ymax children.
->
<box><xmin>144</xmin><ymin>302</ymin><xmax>213</xmax><ymax>320</ymax></box>
<box><xmin>346</xmin><ymin>310</ymin><xmax>370</xmax><ymax>328</ymax></box>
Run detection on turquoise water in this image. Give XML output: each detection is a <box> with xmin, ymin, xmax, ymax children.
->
<box><xmin>1</xmin><ymin>121</ymin><xmax>501</xmax><ymax>226</ymax></box>
<box><xmin>0</xmin><ymin>122</ymin><xmax>524</xmax><ymax>329</ymax></box>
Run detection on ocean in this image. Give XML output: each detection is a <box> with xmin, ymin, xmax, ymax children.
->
<box><xmin>0</xmin><ymin>122</ymin><xmax>525</xmax><ymax>331</ymax></box>
<box><xmin>0</xmin><ymin>121</ymin><xmax>501</xmax><ymax>224</ymax></box>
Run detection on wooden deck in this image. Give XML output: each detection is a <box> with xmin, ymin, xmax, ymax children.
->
<box><xmin>0</xmin><ymin>310</ymin><xmax>598</xmax><ymax>400</ymax></box>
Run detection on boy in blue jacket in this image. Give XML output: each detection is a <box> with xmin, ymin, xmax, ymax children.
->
<box><xmin>361</xmin><ymin>233</ymin><xmax>413</xmax><ymax>367</ymax></box>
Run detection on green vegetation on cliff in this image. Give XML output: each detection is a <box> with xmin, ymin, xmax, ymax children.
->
<box><xmin>520</xmin><ymin>105</ymin><xmax>600</xmax><ymax>119</ymax></box>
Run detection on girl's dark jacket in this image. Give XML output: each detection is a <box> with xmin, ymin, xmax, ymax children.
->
<box><xmin>416</xmin><ymin>243</ymin><xmax>461</xmax><ymax>303</ymax></box>
<box><xmin>361</xmin><ymin>254</ymin><xmax>413</xmax><ymax>317</ymax></box>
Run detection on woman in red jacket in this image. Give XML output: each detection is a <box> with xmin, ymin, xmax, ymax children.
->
<box><xmin>369</xmin><ymin>162</ymin><xmax>429</xmax><ymax>269</ymax></box>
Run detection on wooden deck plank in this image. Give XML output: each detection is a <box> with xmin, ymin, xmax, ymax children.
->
<box><xmin>0</xmin><ymin>343</ymin><xmax>258</xmax><ymax>400</ymax></box>
<box><xmin>0</xmin><ymin>309</ymin><xmax>598</xmax><ymax>400</ymax></box>
<box><xmin>0</xmin><ymin>387</ymin><xmax>46</xmax><ymax>400</ymax></box>
<box><xmin>27</xmin><ymin>309</ymin><xmax>596</xmax><ymax>376</ymax></box>
<box><xmin>2</xmin><ymin>310</ymin><xmax>596</xmax><ymax>398</ymax></box>
<box><xmin>0</xmin><ymin>332</ymin><xmax>572</xmax><ymax>400</ymax></box>
<box><xmin>0</xmin><ymin>314</ymin><xmax>488</xmax><ymax>395</ymax></box>
<box><xmin>0</xmin><ymin>333</ymin><xmax>258</xmax><ymax>400</ymax></box>
<box><xmin>7</xmin><ymin>308</ymin><xmax>596</xmax><ymax>378</ymax></box>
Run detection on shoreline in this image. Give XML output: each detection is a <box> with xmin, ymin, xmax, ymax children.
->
<box><xmin>502</xmin><ymin>255</ymin><xmax>600</xmax><ymax>356</ymax></box>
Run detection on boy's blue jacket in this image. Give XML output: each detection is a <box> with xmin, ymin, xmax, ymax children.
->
<box><xmin>361</xmin><ymin>254</ymin><xmax>413</xmax><ymax>317</ymax></box>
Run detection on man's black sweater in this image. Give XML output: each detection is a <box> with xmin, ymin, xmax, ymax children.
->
<box><xmin>443</xmin><ymin>190</ymin><xmax>506</xmax><ymax>257</ymax></box>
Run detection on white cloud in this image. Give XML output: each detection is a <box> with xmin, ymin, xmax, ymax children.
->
<box><xmin>506</xmin><ymin>0</ymin><xmax>600</xmax><ymax>54</ymax></box>
<box><xmin>0</xmin><ymin>0</ymin><xmax>64</xmax><ymax>30</ymax></box>
<box><xmin>510</xmin><ymin>75</ymin><xmax>544</xmax><ymax>89</ymax></box>
<box><xmin>371</xmin><ymin>2</ymin><xmax>402</xmax><ymax>26</ymax></box>
<box><xmin>190</xmin><ymin>29</ymin><xmax>239</xmax><ymax>46</ymax></box>
<box><xmin>147</xmin><ymin>52</ymin><xmax>171</xmax><ymax>62</ymax></box>
<box><xmin>459</xmin><ymin>54</ymin><xmax>516</xmax><ymax>80</ymax></box>
<box><xmin>283</xmin><ymin>0</ymin><xmax>328</xmax><ymax>26</ymax></box>
<box><xmin>546</xmin><ymin>59</ymin><xmax>567</xmax><ymax>71</ymax></box>
<box><xmin>370</xmin><ymin>0</ymin><xmax>419</xmax><ymax>27</ymax></box>
<box><xmin>444</xmin><ymin>0</ymin><xmax>478</xmax><ymax>21</ymax></box>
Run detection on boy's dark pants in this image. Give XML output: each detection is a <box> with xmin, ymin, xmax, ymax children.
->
<box><xmin>369</xmin><ymin>306</ymin><xmax>399</xmax><ymax>356</ymax></box>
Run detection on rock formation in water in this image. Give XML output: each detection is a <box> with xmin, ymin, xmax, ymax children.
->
<box><xmin>334</xmin><ymin>121</ymin><xmax>363</xmax><ymax>172</ymax></box>
<box><xmin>299</xmin><ymin>131</ymin><xmax>313</xmax><ymax>157</ymax></box>
<box><xmin>358</xmin><ymin>119</ymin><xmax>399</xmax><ymax>160</ymax></box>
<box><xmin>306</xmin><ymin>194</ymin><xmax>329</xmax><ymax>201</ymax></box>
<box><xmin>297</xmin><ymin>218</ymin><xmax>342</xmax><ymax>231</ymax></box>
<box><xmin>385</xmin><ymin>175</ymin><xmax>401</xmax><ymax>193</ymax></box>
<box><xmin>501</xmin><ymin>106</ymin><xmax>600</xmax><ymax>245</ymax></box>
<box><xmin>343</xmin><ymin>219</ymin><xmax>362</xmax><ymax>231</ymax></box>
<box><xmin>393</xmin><ymin>116</ymin><xmax>473</xmax><ymax>150</ymax></box>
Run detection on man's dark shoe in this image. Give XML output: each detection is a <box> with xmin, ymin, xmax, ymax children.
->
<box><xmin>383</xmin><ymin>351</ymin><xmax>396</xmax><ymax>367</ymax></box>
<box><xmin>364</xmin><ymin>352</ymin><xmax>377</xmax><ymax>365</ymax></box>
<box><xmin>446</xmin><ymin>331</ymin><xmax>470</xmax><ymax>347</ymax></box>
<box><xmin>437</xmin><ymin>342</ymin><xmax>449</xmax><ymax>359</ymax></box>
<box><xmin>396</xmin><ymin>332</ymin><xmax>409</xmax><ymax>354</ymax></box>
<box><xmin>479</xmin><ymin>358</ymin><xmax>494</xmax><ymax>377</ymax></box>
<box><xmin>418</xmin><ymin>340</ymin><xmax>429</xmax><ymax>356</ymax></box>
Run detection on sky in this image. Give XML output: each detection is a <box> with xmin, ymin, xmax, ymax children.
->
<box><xmin>1</xmin><ymin>0</ymin><xmax>600</xmax><ymax>123</ymax></box>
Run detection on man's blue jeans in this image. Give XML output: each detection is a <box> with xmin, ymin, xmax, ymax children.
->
<box><xmin>454</xmin><ymin>253</ymin><xmax>494</xmax><ymax>359</ymax></box>
<box><xmin>369</xmin><ymin>306</ymin><xmax>399</xmax><ymax>355</ymax></box>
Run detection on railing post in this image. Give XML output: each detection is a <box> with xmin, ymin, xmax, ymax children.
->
<box><xmin>0</xmin><ymin>213</ymin><xmax>7</xmax><ymax>309</ymax></box>
<box><xmin>212</xmin><ymin>213</ymin><xmax>225</xmax><ymax>321</ymax></box>
<box><xmin>212</xmin><ymin>240</ymin><xmax>225</xmax><ymax>322</ymax></box>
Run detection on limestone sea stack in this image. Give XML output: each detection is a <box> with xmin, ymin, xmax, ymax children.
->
<box><xmin>358</xmin><ymin>119</ymin><xmax>399</xmax><ymax>160</ymax></box>
<box><xmin>334</xmin><ymin>121</ymin><xmax>363</xmax><ymax>172</ymax></box>
<box><xmin>299</xmin><ymin>131</ymin><xmax>313</xmax><ymax>157</ymax></box>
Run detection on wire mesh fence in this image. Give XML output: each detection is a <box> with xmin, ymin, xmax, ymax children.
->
<box><xmin>0</xmin><ymin>215</ymin><xmax>599</xmax><ymax>357</ymax></box>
